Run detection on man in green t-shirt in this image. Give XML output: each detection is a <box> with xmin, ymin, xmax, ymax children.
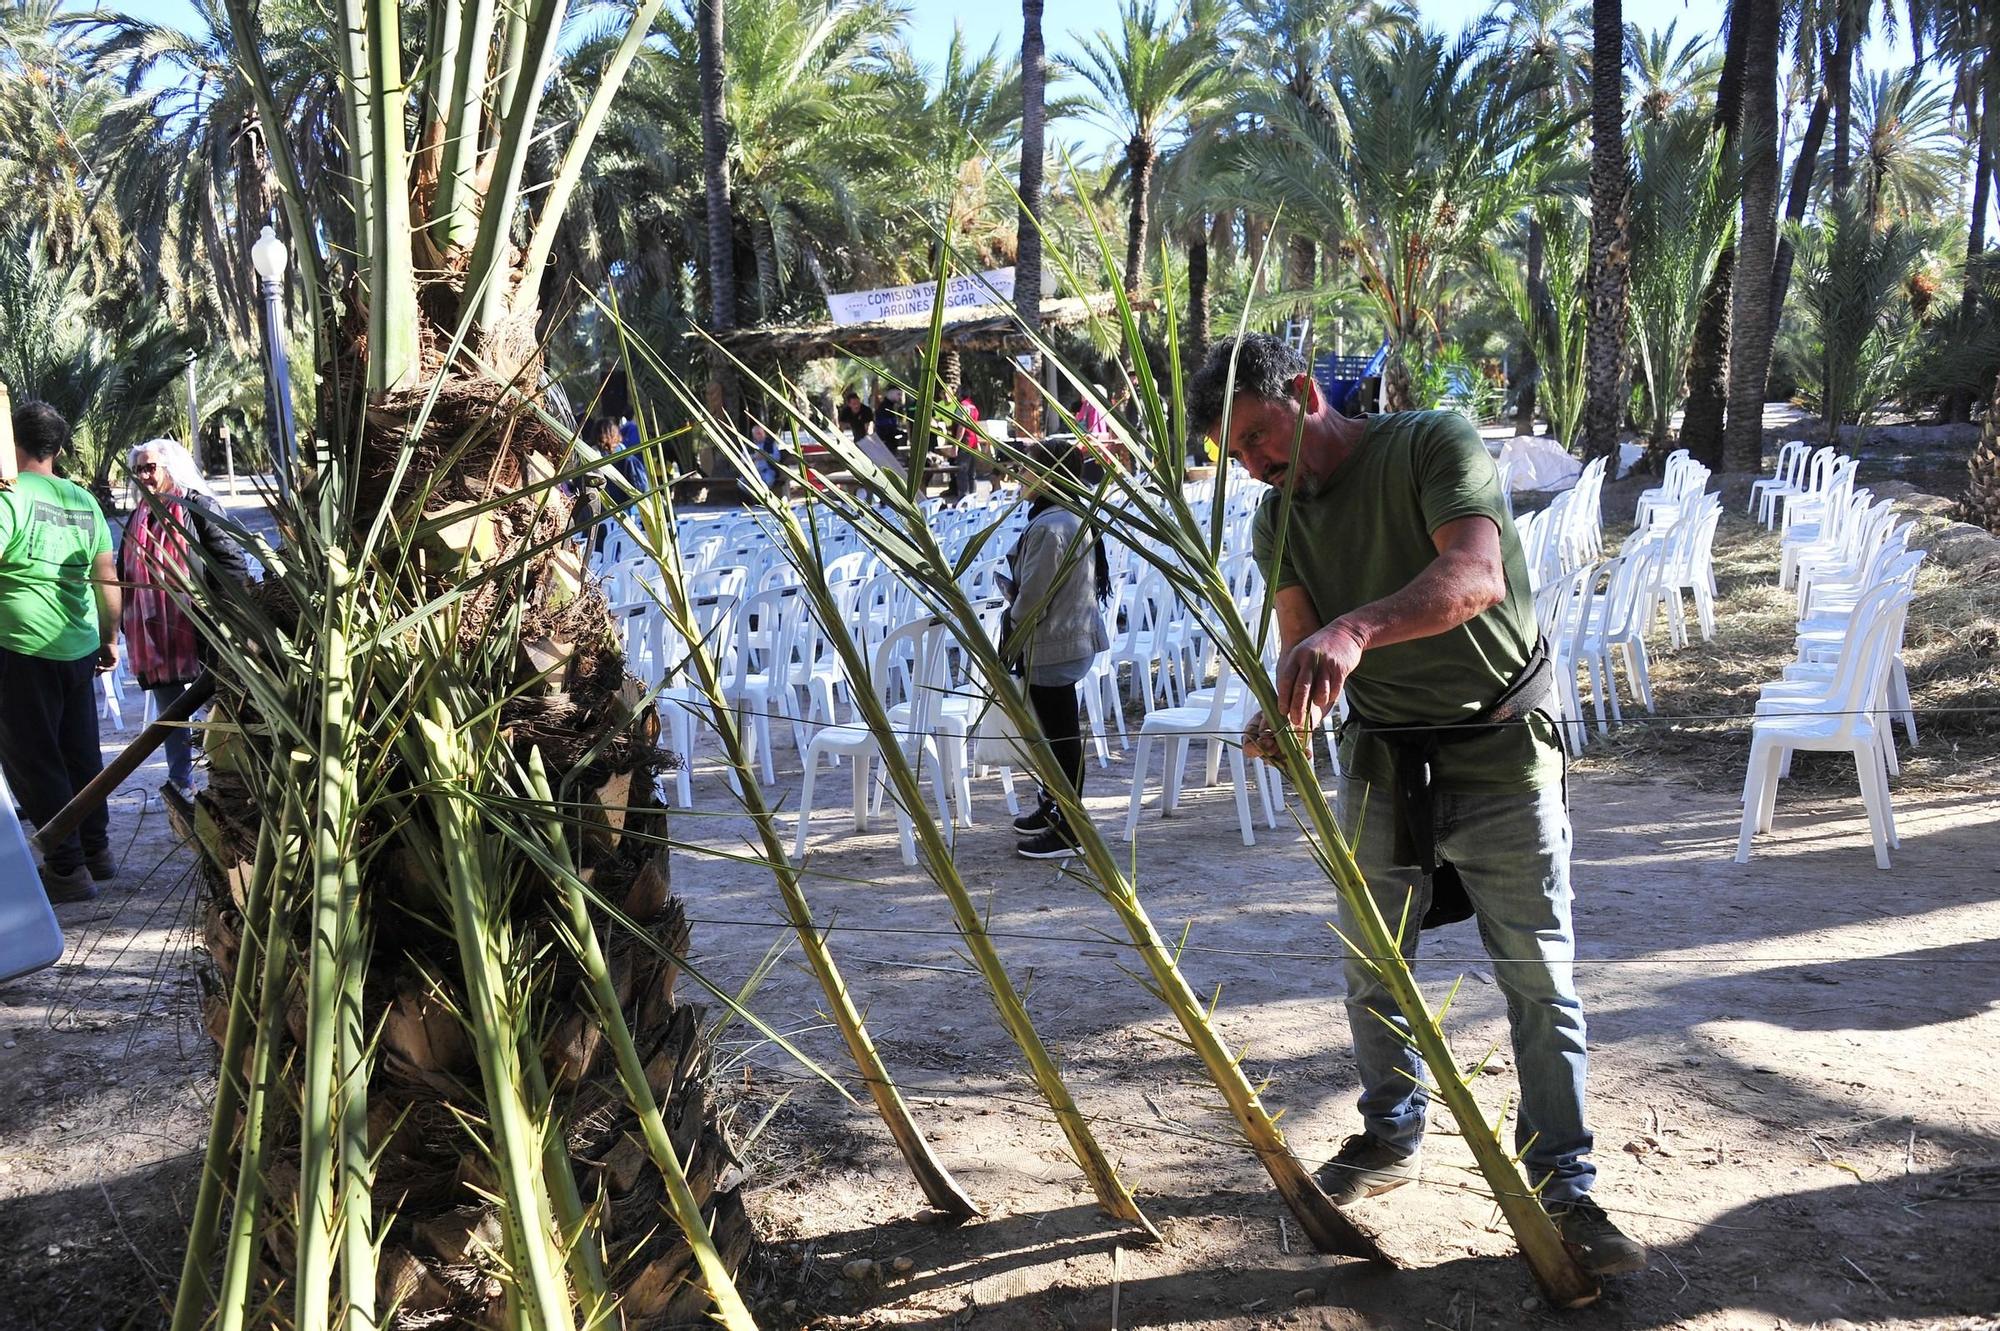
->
<box><xmin>1188</xmin><ymin>334</ymin><xmax>1644</xmax><ymax>1277</ymax></box>
<box><xmin>0</xmin><ymin>401</ymin><xmax>123</xmax><ymax>903</ymax></box>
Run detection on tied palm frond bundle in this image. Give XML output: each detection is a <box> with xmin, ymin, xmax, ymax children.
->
<box><xmin>164</xmin><ymin>0</ymin><xmax>770</xmax><ymax>1326</ymax></box>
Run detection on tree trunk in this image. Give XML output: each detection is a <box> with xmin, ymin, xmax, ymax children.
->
<box><xmin>1515</xmin><ymin>215</ymin><xmax>1546</xmax><ymax>434</ymax></box>
<box><xmin>1209</xmin><ymin>208</ymin><xmax>1234</xmax><ymax>274</ymax></box>
<box><xmin>1947</xmin><ymin>69</ymin><xmax>1997</xmax><ymax>424</ymax></box>
<box><xmin>1963</xmin><ymin>363</ymin><xmax>2000</xmax><ymax>532</ymax></box>
<box><xmin>1014</xmin><ymin>0</ymin><xmax>1046</xmax><ymax>437</ymax></box>
<box><xmin>1286</xmin><ymin>233</ymin><xmax>1315</xmax><ymax>302</ymax></box>
<box><xmin>1768</xmin><ymin>81</ymin><xmax>1832</xmax><ymax>329</ymax></box>
<box><xmin>1124</xmin><ymin>137</ymin><xmax>1154</xmax><ymax>297</ymax></box>
<box><xmin>1187</xmin><ymin>230</ymin><xmax>1211</xmax><ymax>356</ymax></box>
<box><xmin>1723</xmin><ymin>0</ymin><xmax>1783</xmax><ymax>472</ymax></box>
<box><xmin>1682</xmin><ymin>0</ymin><xmax>1751</xmax><ymax>457</ymax></box>
<box><xmin>1829</xmin><ymin>7</ymin><xmax>1858</xmax><ymax>195</ymax></box>
<box><xmin>1583</xmin><ymin>0</ymin><xmax>1631</xmax><ymax>460</ymax></box>
<box><xmin>1245</xmin><ymin>213</ymin><xmax>1271</xmax><ymax>296</ymax></box>
<box><xmin>697</xmin><ymin>0</ymin><xmax>737</xmax><ymax>443</ymax></box>
<box><xmin>1681</xmin><ymin>246</ymin><xmax>1734</xmax><ymax>466</ymax></box>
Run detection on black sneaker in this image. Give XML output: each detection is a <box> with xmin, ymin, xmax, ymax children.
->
<box><xmin>41</xmin><ymin>863</ymin><xmax>99</xmax><ymax>904</ymax></box>
<box><xmin>1012</xmin><ymin>797</ymin><xmax>1057</xmax><ymax>835</ymax></box>
<box><xmin>1548</xmin><ymin>1195</ymin><xmax>1648</xmax><ymax>1275</ymax></box>
<box><xmin>1016</xmin><ymin>822</ymin><xmax>1081</xmax><ymax>859</ymax></box>
<box><xmin>1314</xmin><ymin>1133</ymin><xmax>1421</xmax><ymax>1206</ymax></box>
<box><xmin>85</xmin><ymin>847</ymin><xmax>117</xmax><ymax>881</ymax></box>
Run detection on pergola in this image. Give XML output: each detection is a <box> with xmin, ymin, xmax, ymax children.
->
<box><xmin>709</xmin><ymin>292</ymin><xmax>1145</xmax><ymax>364</ymax></box>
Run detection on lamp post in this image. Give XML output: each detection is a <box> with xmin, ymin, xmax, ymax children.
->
<box><xmin>250</xmin><ymin>224</ymin><xmax>296</xmax><ymax>500</ymax></box>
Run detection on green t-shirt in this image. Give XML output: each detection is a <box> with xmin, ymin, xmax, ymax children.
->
<box><xmin>1251</xmin><ymin>410</ymin><xmax>1562</xmax><ymax>793</ymax></box>
<box><xmin>0</xmin><ymin>472</ymin><xmax>114</xmax><ymax>661</ymax></box>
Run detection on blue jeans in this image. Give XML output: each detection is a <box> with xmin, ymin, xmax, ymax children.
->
<box><xmin>1335</xmin><ymin>775</ymin><xmax>1595</xmax><ymax>1203</ymax></box>
<box><xmin>150</xmin><ymin>683</ymin><xmax>196</xmax><ymax>789</ymax></box>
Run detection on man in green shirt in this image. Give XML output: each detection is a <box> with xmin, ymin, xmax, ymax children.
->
<box><xmin>1189</xmin><ymin>334</ymin><xmax>1644</xmax><ymax>1277</ymax></box>
<box><xmin>0</xmin><ymin>401</ymin><xmax>122</xmax><ymax>902</ymax></box>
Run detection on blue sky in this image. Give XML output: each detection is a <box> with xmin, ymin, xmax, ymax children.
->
<box><xmin>91</xmin><ymin>0</ymin><xmax>1910</xmax><ymax>158</ymax></box>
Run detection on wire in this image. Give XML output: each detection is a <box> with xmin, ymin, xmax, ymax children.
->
<box><xmin>670</xmin><ymin>912</ymin><xmax>2000</xmax><ymax>968</ymax></box>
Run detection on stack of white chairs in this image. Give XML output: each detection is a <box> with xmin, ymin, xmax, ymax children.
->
<box><xmin>1779</xmin><ymin>468</ymin><xmax>1865</xmax><ymax>589</ymax></box>
<box><xmin>1632</xmin><ymin>450</ymin><xmax>1711</xmax><ymax>532</ymax></box>
<box><xmin>1736</xmin><ymin>561</ymin><xmax>1920</xmax><ymax>870</ymax></box>
<box><xmin>1569</xmin><ymin>542</ymin><xmax>1662</xmax><ymax>735</ymax></box>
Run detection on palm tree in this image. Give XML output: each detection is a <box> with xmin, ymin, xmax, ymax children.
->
<box><xmin>1489</xmin><ymin>0</ymin><xmax>1588</xmax><ymax>432</ymax></box>
<box><xmin>1627</xmin><ymin>108</ymin><xmax>1736</xmax><ymax>449</ymax></box>
<box><xmin>1723</xmin><ymin>0</ymin><xmax>1783</xmax><ymax>471</ymax></box>
<box><xmin>1626</xmin><ymin>20</ymin><xmax>1719</xmax><ymax>122</ymax></box>
<box><xmin>1787</xmin><ymin>184</ymin><xmax>1934</xmax><ymax>442</ymax></box>
<box><xmin>1229</xmin><ymin>26</ymin><xmax>1564</xmax><ymax>408</ymax></box>
<box><xmin>1016</xmin><ymin>0</ymin><xmax>1048</xmax><ymax>433</ymax></box>
<box><xmin>1063</xmin><ymin>0</ymin><xmax>1227</xmax><ymax>296</ymax></box>
<box><xmin>1583</xmin><ymin>0</ymin><xmax>1631</xmax><ymax>459</ymax></box>
<box><xmin>1676</xmin><ymin>0</ymin><xmax>1749</xmax><ymax>466</ymax></box>
<box><xmin>1925</xmin><ymin>0</ymin><xmax>1998</xmax><ymax>423</ymax></box>
<box><xmin>130</xmin><ymin>0</ymin><xmax>778</xmax><ymax>1323</ymax></box>
<box><xmin>1846</xmin><ymin>68</ymin><xmax>1962</xmax><ymax>225</ymax></box>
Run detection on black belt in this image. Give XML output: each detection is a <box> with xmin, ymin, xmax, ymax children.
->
<box><xmin>1341</xmin><ymin>636</ymin><xmax>1556</xmax><ymax>932</ymax></box>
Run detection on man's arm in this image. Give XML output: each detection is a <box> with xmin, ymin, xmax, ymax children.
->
<box><xmin>1248</xmin><ymin>515</ymin><xmax>1506</xmax><ymax>751</ymax></box>
<box><xmin>91</xmin><ymin>549</ymin><xmax>122</xmax><ymax>670</ymax></box>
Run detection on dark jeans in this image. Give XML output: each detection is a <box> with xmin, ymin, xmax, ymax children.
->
<box><xmin>0</xmin><ymin>645</ymin><xmax>110</xmax><ymax>873</ymax></box>
<box><xmin>149</xmin><ymin>682</ymin><xmax>196</xmax><ymax>788</ymax></box>
<box><xmin>1027</xmin><ymin>681</ymin><xmax>1085</xmax><ymax>806</ymax></box>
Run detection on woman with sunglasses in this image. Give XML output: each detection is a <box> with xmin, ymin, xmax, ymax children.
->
<box><xmin>119</xmin><ymin>439</ymin><xmax>251</xmax><ymax>799</ymax></box>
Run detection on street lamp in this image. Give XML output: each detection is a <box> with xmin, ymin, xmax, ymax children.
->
<box><xmin>251</xmin><ymin>224</ymin><xmax>296</xmax><ymax>500</ymax></box>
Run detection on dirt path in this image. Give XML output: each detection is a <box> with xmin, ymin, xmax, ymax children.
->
<box><xmin>4</xmin><ymin>493</ymin><xmax>1998</xmax><ymax>1328</ymax></box>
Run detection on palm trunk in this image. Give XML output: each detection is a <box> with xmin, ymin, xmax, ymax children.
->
<box><xmin>1947</xmin><ymin>69</ymin><xmax>1997</xmax><ymax>424</ymax></box>
<box><xmin>1209</xmin><ymin>207</ymin><xmax>1234</xmax><ymax>274</ymax></box>
<box><xmin>697</xmin><ymin>0</ymin><xmax>737</xmax><ymax>439</ymax></box>
<box><xmin>1964</xmin><ymin>363</ymin><xmax>2000</xmax><ymax>531</ymax></box>
<box><xmin>1515</xmin><ymin>216</ymin><xmax>1546</xmax><ymax>434</ymax></box>
<box><xmin>1681</xmin><ymin>0</ymin><xmax>1751</xmax><ymax>461</ymax></box>
<box><xmin>1187</xmin><ymin>228</ymin><xmax>1211</xmax><ymax>356</ymax></box>
<box><xmin>1124</xmin><ymin>137</ymin><xmax>1154</xmax><ymax>297</ymax></box>
<box><xmin>1286</xmin><ymin>233</ymin><xmax>1315</xmax><ymax>302</ymax></box>
<box><xmin>1829</xmin><ymin>7</ymin><xmax>1857</xmax><ymax>195</ymax></box>
<box><xmin>1014</xmin><ymin>0</ymin><xmax>1046</xmax><ymax>436</ymax></box>
<box><xmin>1723</xmin><ymin>0</ymin><xmax>1782</xmax><ymax>471</ymax></box>
<box><xmin>1768</xmin><ymin>81</ymin><xmax>1832</xmax><ymax>328</ymax></box>
<box><xmin>1245</xmin><ymin>214</ymin><xmax>1271</xmax><ymax>295</ymax></box>
<box><xmin>1583</xmin><ymin>0</ymin><xmax>1630</xmax><ymax>460</ymax></box>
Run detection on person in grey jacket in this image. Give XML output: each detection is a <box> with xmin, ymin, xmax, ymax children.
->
<box><xmin>1004</xmin><ymin>441</ymin><xmax>1111</xmax><ymax>859</ymax></box>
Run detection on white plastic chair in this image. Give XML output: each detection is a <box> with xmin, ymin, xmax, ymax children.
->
<box><xmin>1572</xmin><ymin>545</ymin><xmax>1660</xmax><ymax>733</ymax></box>
<box><xmin>1122</xmin><ymin>656</ymin><xmax>1278</xmax><ymax>847</ymax></box>
<box><xmin>793</xmin><ymin>619</ymin><xmax>956</xmax><ymax>866</ymax></box>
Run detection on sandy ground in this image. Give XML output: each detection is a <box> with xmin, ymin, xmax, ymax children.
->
<box><xmin>5</xmin><ymin>479</ymin><xmax>1999</xmax><ymax>1330</ymax></box>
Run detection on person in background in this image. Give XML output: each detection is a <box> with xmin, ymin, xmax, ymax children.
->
<box><xmin>953</xmin><ymin>392</ymin><xmax>982</xmax><ymax>502</ymax></box>
<box><xmin>1003</xmin><ymin>440</ymin><xmax>1111</xmax><ymax>860</ymax></box>
<box><xmin>876</xmin><ymin>386</ymin><xmax>908</xmax><ymax>462</ymax></box>
<box><xmin>837</xmin><ymin>388</ymin><xmax>874</xmax><ymax>443</ymax></box>
<box><xmin>1076</xmin><ymin>384</ymin><xmax>1110</xmax><ymax>438</ymax></box>
<box><xmin>0</xmin><ymin>401</ymin><xmax>122</xmax><ymax>902</ymax></box>
<box><xmin>119</xmin><ymin>438</ymin><xmax>252</xmax><ymax>801</ymax></box>
<box><xmin>748</xmin><ymin>420</ymin><xmax>787</xmax><ymax>496</ymax></box>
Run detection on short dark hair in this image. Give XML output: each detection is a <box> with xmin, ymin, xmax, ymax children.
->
<box><xmin>12</xmin><ymin>400</ymin><xmax>72</xmax><ymax>461</ymax></box>
<box><xmin>1186</xmin><ymin>334</ymin><xmax>1306</xmax><ymax>435</ymax></box>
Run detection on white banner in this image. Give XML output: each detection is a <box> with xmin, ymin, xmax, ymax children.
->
<box><xmin>826</xmin><ymin>267</ymin><xmax>1017</xmax><ymax>326</ymax></box>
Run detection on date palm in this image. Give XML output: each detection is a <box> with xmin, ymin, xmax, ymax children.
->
<box><xmin>1225</xmin><ymin>25</ymin><xmax>1564</xmax><ymax>408</ymax></box>
<box><xmin>1626</xmin><ymin>19</ymin><xmax>1719</xmax><ymax>122</ymax></box>
<box><xmin>1063</xmin><ymin>0</ymin><xmax>1228</xmax><ymax>296</ymax></box>
<box><xmin>143</xmin><ymin>0</ymin><xmax>776</xmax><ymax>1325</ymax></box>
<box><xmin>1844</xmin><ymin>68</ymin><xmax>1961</xmax><ymax>225</ymax></box>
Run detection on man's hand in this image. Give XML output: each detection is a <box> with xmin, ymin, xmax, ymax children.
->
<box><xmin>1276</xmin><ymin>618</ymin><xmax>1368</xmax><ymax>730</ymax></box>
<box><xmin>1242</xmin><ymin>709</ymin><xmax>1281</xmax><ymax>760</ymax></box>
<box><xmin>96</xmin><ymin>641</ymin><xmax>120</xmax><ymax>673</ymax></box>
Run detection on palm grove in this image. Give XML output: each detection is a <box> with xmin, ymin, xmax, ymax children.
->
<box><xmin>1</xmin><ymin>0</ymin><xmax>1997</xmax><ymax>1325</ymax></box>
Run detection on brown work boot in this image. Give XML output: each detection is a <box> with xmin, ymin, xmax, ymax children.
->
<box><xmin>85</xmin><ymin>847</ymin><xmax>118</xmax><ymax>881</ymax></box>
<box><xmin>1314</xmin><ymin>1133</ymin><xmax>1421</xmax><ymax>1206</ymax></box>
<box><xmin>41</xmin><ymin>863</ymin><xmax>98</xmax><ymax>904</ymax></box>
